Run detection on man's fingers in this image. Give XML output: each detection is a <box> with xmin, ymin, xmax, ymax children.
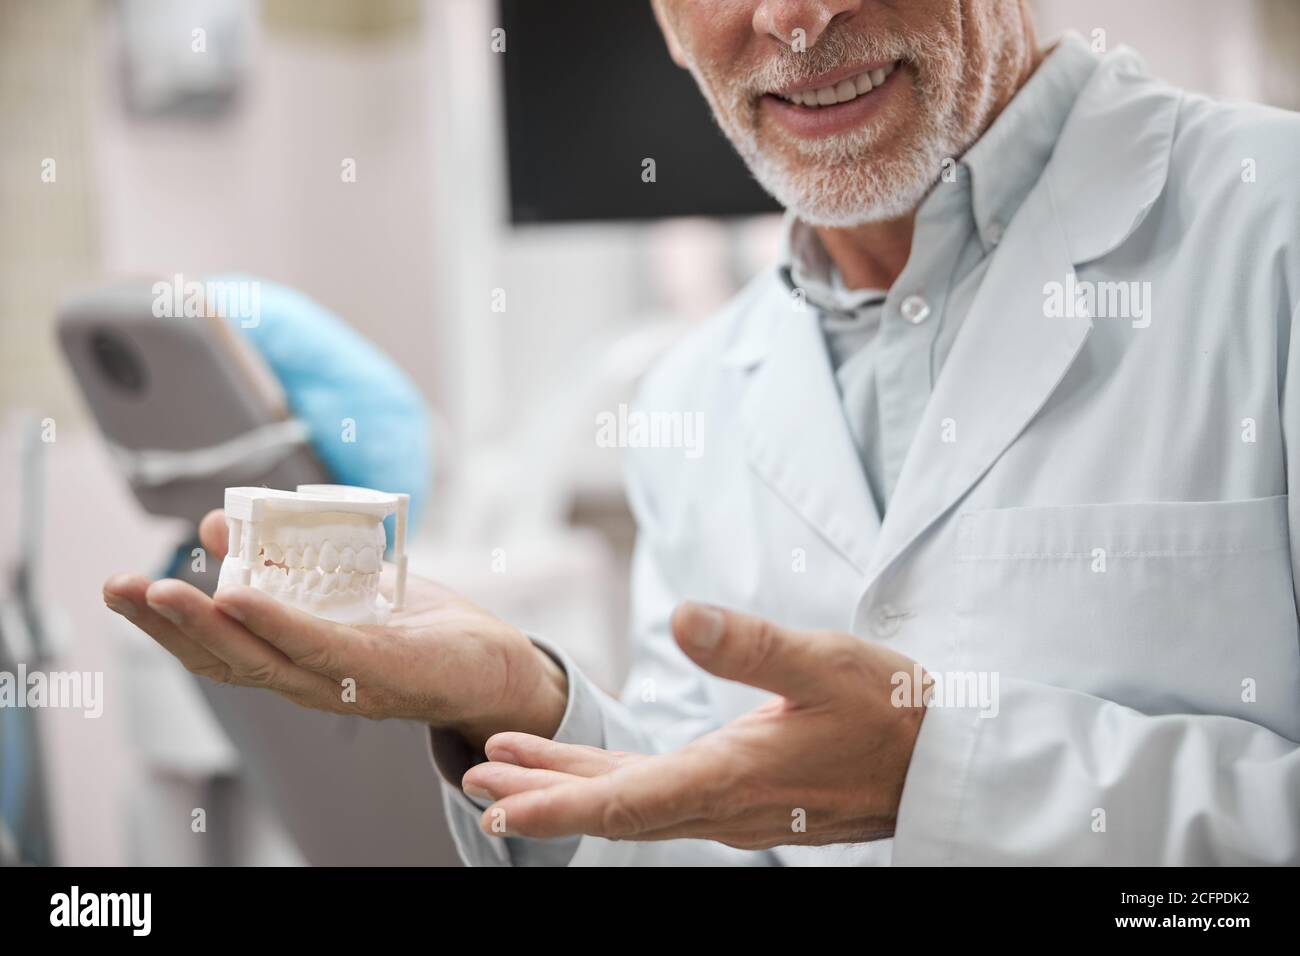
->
<box><xmin>198</xmin><ymin>509</ymin><xmax>229</xmax><ymax>560</ymax></box>
<box><xmin>144</xmin><ymin>578</ymin><xmax>341</xmax><ymax>703</ymax></box>
<box><xmin>482</xmin><ymin>751</ymin><xmax>716</xmax><ymax>840</ymax></box>
<box><xmin>462</xmin><ymin>761</ymin><xmax>584</xmax><ymax>801</ymax></box>
<box><xmin>104</xmin><ymin>573</ymin><xmax>231</xmax><ymax>679</ymax></box>
<box><xmin>670</xmin><ymin>601</ymin><xmax>830</xmax><ymax>703</ymax></box>
<box><xmin>212</xmin><ymin>585</ymin><xmax>372</xmax><ymax>681</ymax></box>
<box><xmin>484</xmin><ymin>732</ymin><xmax>635</xmax><ymax>778</ymax></box>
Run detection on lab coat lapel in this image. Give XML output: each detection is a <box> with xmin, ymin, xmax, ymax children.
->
<box><xmin>858</xmin><ymin>180</ymin><xmax>1092</xmax><ymax>600</ymax></box>
<box><xmin>737</xmin><ymin>305</ymin><xmax>882</xmax><ymax>574</ymax></box>
<box><xmin>851</xmin><ymin>46</ymin><xmax>1180</xmax><ymax>611</ymax></box>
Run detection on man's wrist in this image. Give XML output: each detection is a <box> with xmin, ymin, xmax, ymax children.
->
<box><xmin>523</xmin><ymin>644</ymin><xmax>570</xmax><ymax>737</ymax></box>
<box><xmin>447</xmin><ymin>643</ymin><xmax>569</xmax><ymax>753</ymax></box>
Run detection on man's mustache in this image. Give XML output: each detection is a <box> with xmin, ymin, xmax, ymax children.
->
<box><xmin>734</xmin><ymin>30</ymin><xmax>913</xmax><ymax>98</ymax></box>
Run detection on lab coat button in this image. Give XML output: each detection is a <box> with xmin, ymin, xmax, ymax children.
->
<box><xmin>987</xmin><ymin>220</ymin><xmax>1004</xmax><ymax>244</ymax></box>
<box><xmin>874</xmin><ymin>603</ymin><xmax>904</xmax><ymax>638</ymax></box>
<box><xmin>901</xmin><ymin>295</ymin><xmax>931</xmax><ymax>324</ymax></box>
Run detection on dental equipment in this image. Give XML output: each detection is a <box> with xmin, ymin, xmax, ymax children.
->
<box><xmin>217</xmin><ymin>485</ymin><xmax>409</xmax><ymax>626</ymax></box>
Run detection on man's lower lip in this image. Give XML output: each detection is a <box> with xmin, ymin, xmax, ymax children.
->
<box><xmin>760</xmin><ymin>66</ymin><xmax>903</xmax><ymax>137</ymax></box>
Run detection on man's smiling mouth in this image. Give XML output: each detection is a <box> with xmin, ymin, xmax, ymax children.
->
<box><xmin>768</xmin><ymin>59</ymin><xmax>901</xmax><ymax>108</ymax></box>
<box><xmin>758</xmin><ymin>58</ymin><xmax>906</xmax><ymax>138</ymax></box>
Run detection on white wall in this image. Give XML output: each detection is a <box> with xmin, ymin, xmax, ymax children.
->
<box><xmin>1033</xmin><ymin>0</ymin><xmax>1297</xmax><ymax>105</ymax></box>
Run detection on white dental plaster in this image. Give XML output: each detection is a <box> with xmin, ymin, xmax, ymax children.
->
<box><xmin>216</xmin><ymin>484</ymin><xmax>409</xmax><ymax>626</ymax></box>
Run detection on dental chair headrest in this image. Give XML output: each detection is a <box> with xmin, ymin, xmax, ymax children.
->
<box><xmin>208</xmin><ymin>275</ymin><xmax>432</xmax><ymax>528</ymax></box>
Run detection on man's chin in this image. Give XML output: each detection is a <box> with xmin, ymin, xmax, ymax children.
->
<box><xmin>752</xmin><ymin>159</ymin><xmax>938</xmax><ymax>228</ymax></box>
<box><xmin>789</xmin><ymin>200</ymin><xmax>921</xmax><ymax>229</ymax></box>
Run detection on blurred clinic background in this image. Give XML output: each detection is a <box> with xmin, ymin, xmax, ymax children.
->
<box><xmin>2</xmin><ymin>0</ymin><xmax>1298</xmax><ymax>865</ymax></box>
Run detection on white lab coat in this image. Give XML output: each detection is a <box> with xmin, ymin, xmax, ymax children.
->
<box><xmin>445</xmin><ymin>46</ymin><xmax>1300</xmax><ymax>865</ymax></box>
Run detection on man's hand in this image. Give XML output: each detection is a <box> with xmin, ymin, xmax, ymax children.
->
<box><xmin>463</xmin><ymin>603</ymin><xmax>927</xmax><ymax>849</ymax></box>
<box><xmin>102</xmin><ymin>510</ymin><xmax>568</xmax><ymax>750</ymax></box>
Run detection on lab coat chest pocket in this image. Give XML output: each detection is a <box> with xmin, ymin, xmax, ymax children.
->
<box><xmin>952</xmin><ymin>496</ymin><xmax>1298</xmax><ymax>721</ymax></box>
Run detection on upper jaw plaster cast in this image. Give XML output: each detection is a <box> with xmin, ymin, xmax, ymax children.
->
<box><xmin>216</xmin><ymin>484</ymin><xmax>409</xmax><ymax>625</ymax></box>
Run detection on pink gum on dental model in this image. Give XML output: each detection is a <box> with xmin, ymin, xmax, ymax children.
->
<box><xmin>216</xmin><ymin>484</ymin><xmax>409</xmax><ymax>626</ymax></box>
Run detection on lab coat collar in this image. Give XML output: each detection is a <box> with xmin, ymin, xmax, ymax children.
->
<box><xmin>854</xmin><ymin>169</ymin><xmax>1093</xmax><ymax>615</ymax></box>
<box><xmin>738</xmin><ymin>297</ymin><xmax>883</xmax><ymax>573</ymax></box>
<box><xmin>851</xmin><ymin>44</ymin><xmax>1180</xmax><ymax>618</ymax></box>
<box><xmin>1048</xmin><ymin>42</ymin><xmax>1180</xmax><ymax>265</ymax></box>
<box><xmin>962</xmin><ymin>31</ymin><xmax>1100</xmax><ymax>253</ymax></box>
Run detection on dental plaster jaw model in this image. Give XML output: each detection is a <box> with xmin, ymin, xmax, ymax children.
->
<box><xmin>216</xmin><ymin>484</ymin><xmax>409</xmax><ymax>626</ymax></box>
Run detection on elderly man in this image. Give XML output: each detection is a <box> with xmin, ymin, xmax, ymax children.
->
<box><xmin>105</xmin><ymin>0</ymin><xmax>1300</xmax><ymax>865</ymax></box>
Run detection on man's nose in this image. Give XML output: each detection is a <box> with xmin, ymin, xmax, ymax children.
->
<box><xmin>752</xmin><ymin>0</ymin><xmax>864</xmax><ymax>51</ymax></box>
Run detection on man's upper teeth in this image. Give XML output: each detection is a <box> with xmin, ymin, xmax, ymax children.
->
<box><xmin>781</xmin><ymin>61</ymin><xmax>896</xmax><ymax>107</ymax></box>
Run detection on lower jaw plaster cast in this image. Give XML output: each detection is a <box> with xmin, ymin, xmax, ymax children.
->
<box><xmin>216</xmin><ymin>484</ymin><xmax>409</xmax><ymax>625</ymax></box>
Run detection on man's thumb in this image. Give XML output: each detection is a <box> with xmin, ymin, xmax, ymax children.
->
<box><xmin>199</xmin><ymin>508</ymin><xmax>230</xmax><ymax>560</ymax></box>
<box><xmin>670</xmin><ymin>602</ymin><xmax>827</xmax><ymax>702</ymax></box>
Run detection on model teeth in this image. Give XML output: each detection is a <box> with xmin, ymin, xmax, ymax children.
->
<box><xmin>245</xmin><ymin>512</ymin><xmax>387</xmax><ymax>605</ymax></box>
<box><xmin>217</xmin><ymin>487</ymin><xmax>409</xmax><ymax>628</ymax></box>
<box><xmin>777</xmin><ymin>60</ymin><xmax>897</xmax><ymax>108</ymax></box>
<box><xmin>318</xmin><ymin>541</ymin><xmax>339</xmax><ymax>572</ymax></box>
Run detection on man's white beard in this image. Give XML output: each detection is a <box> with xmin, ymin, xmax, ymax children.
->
<box><xmin>687</xmin><ymin>28</ymin><xmax>978</xmax><ymax>227</ymax></box>
<box><xmin>734</xmin><ymin>109</ymin><xmax>962</xmax><ymax>226</ymax></box>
